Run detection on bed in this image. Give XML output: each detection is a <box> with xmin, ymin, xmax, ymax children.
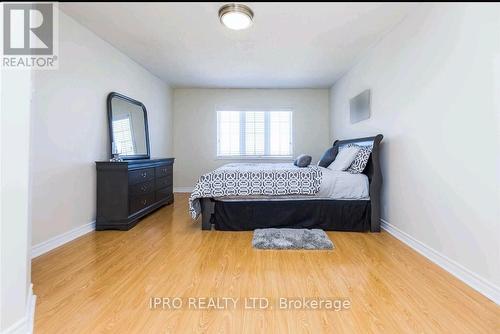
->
<box><xmin>194</xmin><ymin>135</ymin><xmax>383</xmax><ymax>232</ymax></box>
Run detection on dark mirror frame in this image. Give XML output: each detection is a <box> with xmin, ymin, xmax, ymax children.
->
<box><xmin>107</xmin><ymin>92</ymin><xmax>151</xmax><ymax>160</ymax></box>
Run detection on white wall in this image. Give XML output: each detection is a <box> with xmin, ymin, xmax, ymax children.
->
<box><xmin>330</xmin><ymin>3</ymin><xmax>500</xmax><ymax>298</ymax></box>
<box><xmin>1</xmin><ymin>69</ymin><xmax>34</xmax><ymax>332</ymax></box>
<box><xmin>173</xmin><ymin>89</ymin><xmax>330</xmax><ymax>188</ymax></box>
<box><xmin>30</xmin><ymin>11</ymin><xmax>173</xmax><ymax>246</ymax></box>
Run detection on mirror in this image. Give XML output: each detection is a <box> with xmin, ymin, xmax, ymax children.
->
<box><xmin>107</xmin><ymin>92</ymin><xmax>150</xmax><ymax>159</ymax></box>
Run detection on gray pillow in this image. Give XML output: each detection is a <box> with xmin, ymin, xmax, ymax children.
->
<box><xmin>294</xmin><ymin>154</ymin><xmax>312</xmax><ymax>167</ymax></box>
<box><xmin>318</xmin><ymin>145</ymin><xmax>339</xmax><ymax>167</ymax></box>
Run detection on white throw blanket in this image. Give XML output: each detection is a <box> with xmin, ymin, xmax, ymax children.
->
<box><xmin>189</xmin><ymin>163</ymin><xmax>322</xmax><ymax>219</ymax></box>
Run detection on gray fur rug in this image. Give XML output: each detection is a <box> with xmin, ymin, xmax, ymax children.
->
<box><xmin>252</xmin><ymin>228</ymin><xmax>334</xmax><ymax>250</ymax></box>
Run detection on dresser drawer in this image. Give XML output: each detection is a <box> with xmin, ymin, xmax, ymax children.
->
<box><xmin>129</xmin><ymin>192</ymin><xmax>155</xmax><ymax>214</ymax></box>
<box><xmin>156</xmin><ymin>177</ymin><xmax>172</xmax><ymax>190</ymax></box>
<box><xmin>156</xmin><ymin>186</ymin><xmax>173</xmax><ymax>201</ymax></box>
<box><xmin>129</xmin><ymin>180</ymin><xmax>155</xmax><ymax>196</ymax></box>
<box><xmin>156</xmin><ymin>165</ymin><xmax>172</xmax><ymax>178</ymax></box>
<box><xmin>129</xmin><ymin>168</ymin><xmax>154</xmax><ymax>185</ymax></box>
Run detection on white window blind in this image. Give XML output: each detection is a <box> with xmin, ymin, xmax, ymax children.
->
<box><xmin>112</xmin><ymin>115</ymin><xmax>136</xmax><ymax>155</ymax></box>
<box><xmin>217</xmin><ymin>110</ymin><xmax>292</xmax><ymax>157</ymax></box>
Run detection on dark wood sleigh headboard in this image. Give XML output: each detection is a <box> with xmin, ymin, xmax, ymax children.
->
<box><xmin>333</xmin><ymin>134</ymin><xmax>383</xmax><ymax>232</ymax></box>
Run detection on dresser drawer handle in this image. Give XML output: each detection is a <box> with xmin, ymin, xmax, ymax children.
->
<box><xmin>142</xmin><ymin>199</ymin><xmax>147</xmax><ymax>205</ymax></box>
<box><xmin>140</xmin><ymin>185</ymin><xmax>148</xmax><ymax>192</ymax></box>
<box><xmin>161</xmin><ymin>168</ymin><xmax>167</xmax><ymax>174</ymax></box>
<box><xmin>141</xmin><ymin>171</ymin><xmax>147</xmax><ymax>178</ymax></box>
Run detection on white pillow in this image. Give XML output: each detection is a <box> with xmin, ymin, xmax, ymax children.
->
<box><xmin>327</xmin><ymin>146</ymin><xmax>361</xmax><ymax>171</ymax></box>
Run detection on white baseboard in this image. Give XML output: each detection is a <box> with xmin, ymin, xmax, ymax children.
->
<box><xmin>381</xmin><ymin>219</ymin><xmax>500</xmax><ymax>305</ymax></box>
<box><xmin>1</xmin><ymin>317</ymin><xmax>26</xmax><ymax>334</ymax></box>
<box><xmin>32</xmin><ymin>221</ymin><xmax>95</xmax><ymax>259</ymax></box>
<box><xmin>2</xmin><ymin>284</ymin><xmax>36</xmax><ymax>334</ymax></box>
<box><xmin>174</xmin><ymin>187</ymin><xmax>193</xmax><ymax>193</ymax></box>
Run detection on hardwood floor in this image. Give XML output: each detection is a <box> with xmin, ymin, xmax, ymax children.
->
<box><xmin>32</xmin><ymin>193</ymin><xmax>499</xmax><ymax>333</ymax></box>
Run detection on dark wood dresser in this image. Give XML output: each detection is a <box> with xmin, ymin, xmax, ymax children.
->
<box><xmin>95</xmin><ymin>158</ymin><xmax>174</xmax><ymax>230</ymax></box>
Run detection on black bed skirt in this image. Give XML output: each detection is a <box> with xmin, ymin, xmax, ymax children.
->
<box><xmin>213</xmin><ymin>199</ymin><xmax>371</xmax><ymax>231</ymax></box>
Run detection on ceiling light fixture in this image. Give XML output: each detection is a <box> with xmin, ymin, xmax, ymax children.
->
<box><xmin>218</xmin><ymin>3</ymin><xmax>254</xmax><ymax>30</ymax></box>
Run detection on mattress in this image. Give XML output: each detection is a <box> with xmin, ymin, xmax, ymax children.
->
<box><xmin>216</xmin><ymin>167</ymin><xmax>369</xmax><ymax>202</ymax></box>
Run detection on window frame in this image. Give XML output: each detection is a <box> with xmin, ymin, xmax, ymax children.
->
<box><xmin>216</xmin><ymin>108</ymin><xmax>293</xmax><ymax>159</ymax></box>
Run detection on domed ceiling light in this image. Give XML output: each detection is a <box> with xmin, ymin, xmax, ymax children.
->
<box><xmin>218</xmin><ymin>3</ymin><xmax>254</xmax><ymax>30</ymax></box>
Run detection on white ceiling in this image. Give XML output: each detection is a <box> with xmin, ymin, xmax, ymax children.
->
<box><xmin>60</xmin><ymin>2</ymin><xmax>418</xmax><ymax>88</ymax></box>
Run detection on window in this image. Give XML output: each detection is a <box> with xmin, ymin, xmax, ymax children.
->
<box><xmin>217</xmin><ymin>109</ymin><xmax>292</xmax><ymax>158</ymax></box>
<box><xmin>112</xmin><ymin>115</ymin><xmax>136</xmax><ymax>155</ymax></box>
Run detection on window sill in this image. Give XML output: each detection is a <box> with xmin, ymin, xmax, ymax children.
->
<box><xmin>216</xmin><ymin>156</ymin><xmax>293</xmax><ymax>161</ymax></box>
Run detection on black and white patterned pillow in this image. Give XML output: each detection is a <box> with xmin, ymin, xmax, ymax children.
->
<box><xmin>339</xmin><ymin>144</ymin><xmax>372</xmax><ymax>173</ymax></box>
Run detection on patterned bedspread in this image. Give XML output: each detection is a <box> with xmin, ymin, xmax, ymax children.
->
<box><xmin>189</xmin><ymin>163</ymin><xmax>322</xmax><ymax>219</ymax></box>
